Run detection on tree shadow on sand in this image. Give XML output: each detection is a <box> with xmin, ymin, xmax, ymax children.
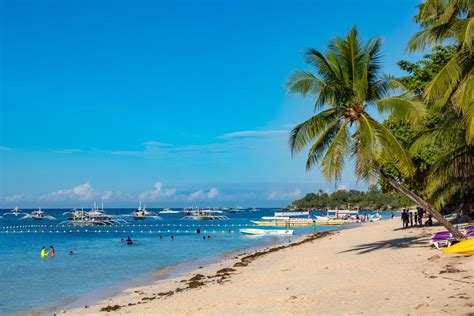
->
<box><xmin>337</xmin><ymin>235</ymin><xmax>429</xmax><ymax>255</ymax></box>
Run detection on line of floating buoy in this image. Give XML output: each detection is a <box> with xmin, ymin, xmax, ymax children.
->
<box><xmin>0</xmin><ymin>229</ymin><xmax>235</xmax><ymax>234</ymax></box>
<box><xmin>0</xmin><ymin>223</ymin><xmax>248</xmax><ymax>230</ymax></box>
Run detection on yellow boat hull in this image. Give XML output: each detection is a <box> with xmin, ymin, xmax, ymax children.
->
<box><xmin>443</xmin><ymin>238</ymin><xmax>474</xmax><ymax>255</ymax></box>
<box><xmin>314</xmin><ymin>220</ymin><xmax>347</xmax><ymax>226</ymax></box>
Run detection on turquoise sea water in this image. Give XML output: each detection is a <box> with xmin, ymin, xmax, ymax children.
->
<box><xmin>0</xmin><ymin>208</ymin><xmax>388</xmax><ymax>315</ymax></box>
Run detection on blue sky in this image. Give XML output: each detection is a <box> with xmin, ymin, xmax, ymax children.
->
<box><xmin>0</xmin><ymin>0</ymin><xmax>422</xmax><ymax>207</ymax></box>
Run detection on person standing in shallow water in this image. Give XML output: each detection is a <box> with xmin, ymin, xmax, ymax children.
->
<box><xmin>49</xmin><ymin>245</ymin><xmax>55</xmax><ymax>257</ymax></box>
<box><xmin>40</xmin><ymin>246</ymin><xmax>48</xmax><ymax>258</ymax></box>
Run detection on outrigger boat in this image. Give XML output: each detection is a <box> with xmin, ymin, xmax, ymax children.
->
<box><xmin>22</xmin><ymin>208</ymin><xmax>56</xmax><ymax>220</ymax></box>
<box><xmin>240</xmin><ymin>228</ymin><xmax>293</xmax><ymax>236</ymax></box>
<box><xmin>181</xmin><ymin>210</ymin><xmax>228</xmax><ymax>220</ymax></box>
<box><xmin>63</xmin><ymin>208</ymin><xmax>86</xmax><ymax>220</ymax></box>
<box><xmin>314</xmin><ymin>219</ymin><xmax>348</xmax><ymax>226</ymax></box>
<box><xmin>59</xmin><ymin>203</ymin><xmax>128</xmax><ymax>226</ymax></box>
<box><xmin>252</xmin><ymin>211</ymin><xmax>316</xmax><ymax>227</ymax></box>
<box><xmin>159</xmin><ymin>208</ymin><xmax>180</xmax><ymax>214</ymax></box>
<box><xmin>3</xmin><ymin>206</ymin><xmax>26</xmax><ymax>217</ymax></box>
<box><xmin>132</xmin><ymin>202</ymin><xmax>153</xmax><ymax>220</ymax></box>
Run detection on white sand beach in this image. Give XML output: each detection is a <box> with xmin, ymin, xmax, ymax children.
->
<box><xmin>65</xmin><ymin>219</ymin><xmax>474</xmax><ymax>315</ymax></box>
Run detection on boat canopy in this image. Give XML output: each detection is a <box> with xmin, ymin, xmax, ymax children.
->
<box><xmin>327</xmin><ymin>209</ymin><xmax>359</xmax><ymax>215</ymax></box>
<box><xmin>274</xmin><ymin>211</ymin><xmax>309</xmax><ymax>217</ymax></box>
<box><xmin>261</xmin><ymin>216</ymin><xmax>290</xmax><ymax>220</ymax></box>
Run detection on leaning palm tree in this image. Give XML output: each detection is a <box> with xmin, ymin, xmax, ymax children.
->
<box><xmin>288</xmin><ymin>27</ymin><xmax>463</xmax><ymax>238</ymax></box>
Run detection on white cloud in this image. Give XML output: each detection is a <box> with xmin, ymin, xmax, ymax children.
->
<box><xmin>337</xmin><ymin>184</ymin><xmax>348</xmax><ymax>191</ymax></box>
<box><xmin>267</xmin><ymin>188</ymin><xmax>302</xmax><ymax>201</ymax></box>
<box><xmin>143</xmin><ymin>141</ymin><xmax>173</xmax><ymax>148</ymax></box>
<box><xmin>207</xmin><ymin>187</ymin><xmax>219</xmax><ymax>199</ymax></box>
<box><xmin>0</xmin><ymin>146</ymin><xmax>11</xmax><ymax>151</ymax></box>
<box><xmin>220</xmin><ymin>130</ymin><xmax>288</xmax><ymax>139</ymax></box>
<box><xmin>187</xmin><ymin>190</ymin><xmax>204</xmax><ymax>201</ymax></box>
<box><xmin>101</xmin><ymin>190</ymin><xmax>114</xmax><ymax>201</ymax></box>
<box><xmin>138</xmin><ymin>182</ymin><xmax>177</xmax><ymax>201</ymax></box>
<box><xmin>39</xmin><ymin>182</ymin><xmax>95</xmax><ymax>202</ymax></box>
<box><xmin>0</xmin><ymin>194</ymin><xmax>33</xmax><ymax>203</ymax></box>
<box><xmin>187</xmin><ymin>187</ymin><xmax>219</xmax><ymax>201</ymax></box>
<box><xmin>53</xmin><ymin>149</ymin><xmax>81</xmax><ymax>154</ymax></box>
<box><xmin>101</xmin><ymin>190</ymin><xmax>134</xmax><ymax>202</ymax></box>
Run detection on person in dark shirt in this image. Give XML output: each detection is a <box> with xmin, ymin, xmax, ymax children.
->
<box><xmin>401</xmin><ymin>210</ymin><xmax>409</xmax><ymax>228</ymax></box>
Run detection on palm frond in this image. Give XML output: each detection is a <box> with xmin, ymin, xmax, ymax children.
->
<box><xmin>305</xmin><ymin>120</ymin><xmax>341</xmax><ymax>171</ymax></box>
<box><xmin>376</xmin><ymin>96</ymin><xmax>427</xmax><ymax>125</ymax></box>
<box><xmin>288</xmin><ymin>109</ymin><xmax>339</xmax><ymax>156</ymax></box>
<box><xmin>320</xmin><ymin>119</ymin><xmax>351</xmax><ymax>183</ymax></box>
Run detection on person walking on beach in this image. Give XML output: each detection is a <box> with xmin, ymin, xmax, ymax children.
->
<box><xmin>409</xmin><ymin>211</ymin><xmax>414</xmax><ymax>227</ymax></box>
<box><xmin>49</xmin><ymin>245</ymin><xmax>55</xmax><ymax>257</ymax></box>
<box><xmin>414</xmin><ymin>212</ymin><xmax>418</xmax><ymax>226</ymax></box>
<box><xmin>40</xmin><ymin>246</ymin><xmax>48</xmax><ymax>258</ymax></box>
<box><xmin>417</xmin><ymin>207</ymin><xmax>424</xmax><ymax>226</ymax></box>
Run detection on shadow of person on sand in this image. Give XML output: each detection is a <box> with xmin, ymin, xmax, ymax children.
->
<box><xmin>337</xmin><ymin>235</ymin><xmax>429</xmax><ymax>255</ymax></box>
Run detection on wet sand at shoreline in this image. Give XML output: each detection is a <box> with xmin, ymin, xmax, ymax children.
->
<box><xmin>64</xmin><ymin>219</ymin><xmax>474</xmax><ymax>315</ymax></box>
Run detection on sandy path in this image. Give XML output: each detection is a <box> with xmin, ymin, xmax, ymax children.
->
<box><xmin>65</xmin><ymin>219</ymin><xmax>474</xmax><ymax>315</ymax></box>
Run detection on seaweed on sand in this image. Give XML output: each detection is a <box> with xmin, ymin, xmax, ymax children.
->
<box><xmin>100</xmin><ymin>305</ymin><xmax>121</xmax><ymax>312</ymax></box>
<box><xmin>234</xmin><ymin>231</ymin><xmax>332</xmax><ymax>268</ymax></box>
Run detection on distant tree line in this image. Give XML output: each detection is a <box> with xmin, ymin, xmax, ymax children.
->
<box><xmin>289</xmin><ymin>186</ymin><xmax>411</xmax><ymax>210</ymax></box>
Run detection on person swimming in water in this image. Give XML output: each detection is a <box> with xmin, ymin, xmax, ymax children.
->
<box><xmin>49</xmin><ymin>245</ymin><xmax>55</xmax><ymax>257</ymax></box>
<box><xmin>69</xmin><ymin>251</ymin><xmax>75</xmax><ymax>256</ymax></box>
<box><xmin>126</xmin><ymin>236</ymin><xmax>133</xmax><ymax>245</ymax></box>
<box><xmin>40</xmin><ymin>246</ymin><xmax>48</xmax><ymax>258</ymax></box>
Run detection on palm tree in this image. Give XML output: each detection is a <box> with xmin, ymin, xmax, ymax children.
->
<box><xmin>411</xmin><ymin>112</ymin><xmax>474</xmax><ymax>215</ymax></box>
<box><xmin>408</xmin><ymin>0</ymin><xmax>473</xmax><ymax>141</ymax></box>
<box><xmin>407</xmin><ymin>0</ymin><xmax>473</xmax><ymax>216</ymax></box>
<box><xmin>287</xmin><ymin>27</ymin><xmax>463</xmax><ymax>238</ymax></box>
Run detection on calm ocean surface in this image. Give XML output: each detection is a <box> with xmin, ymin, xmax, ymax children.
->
<box><xmin>0</xmin><ymin>208</ymin><xmax>387</xmax><ymax>315</ymax></box>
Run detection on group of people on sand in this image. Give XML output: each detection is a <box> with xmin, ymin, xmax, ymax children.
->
<box><xmin>401</xmin><ymin>207</ymin><xmax>432</xmax><ymax>228</ymax></box>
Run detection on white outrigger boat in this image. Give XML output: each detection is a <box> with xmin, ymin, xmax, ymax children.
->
<box><xmin>252</xmin><ymin>211</ymin><xmax>316</xmax><ymax>227</ymax></box>
<box><xmin>22</xmin><ymin>208</ymin><xmax>56</xmax><ymax>220</ymax></box>
<box><xmin>132</xmin><ymin>202</ymin><xmax>158</xmax><ymax>220</ymax></box>
<box><xmin>181</xmin><ymin>209</ymin><xmax>228</xmax><ymax>220</ymax></box>
<box><xmin>3</xmin><ymin>206</ymin><xmax>26</xmax><ymax>217</ymax></box>
<box><xmin>59</xmin><ymin>203</ymin><xmax>128</xmax><ymax>226</ymax></box>
<box><xmin>240</xmin><ymin>228</ymin><xmax>293</xmax><ymax>236</ymax></box>
<box><xmin>159</xmin><ymin>208</ymin><xmax>180</xmax><ymax>214</ymax></box>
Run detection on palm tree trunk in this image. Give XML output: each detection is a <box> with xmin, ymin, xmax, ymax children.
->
<box><xmin>378</xmin><ymin>170</ymin><xmax>464</xmax><ymax>239</ymax></box>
